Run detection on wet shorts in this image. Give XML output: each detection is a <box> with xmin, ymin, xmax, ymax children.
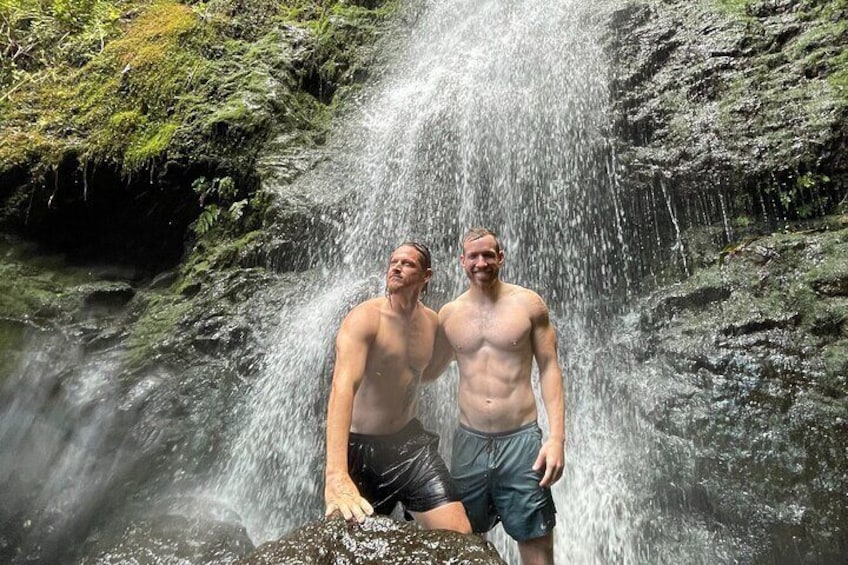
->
<box><xmin>451</xmin><ymin>421</ymin><xmax>556</xmax><ymax>541</ymax></box>
<box><xmin>348</xmin><ymin>419</ymin><xmax>459</xmax><ymax>515</ymax></box>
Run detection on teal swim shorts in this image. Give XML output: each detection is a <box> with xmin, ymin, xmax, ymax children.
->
<box><xmin>451</xmin><ymin>421</ymin><xmax>556</xmax><ymax>541</ymax></box>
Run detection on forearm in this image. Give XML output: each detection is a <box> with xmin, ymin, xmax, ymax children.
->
<box><xmin>539</xmin><ymin>367</ymin><xmax>565</xmax><ymax>442</ymax></box>
<box><xmin>422</xmin><ymin>352</ymin><xmax>453</xmax><ymax>382</ymax></box>
<box><xmin>325</xmin><ymin>382</ymin><xmax>355</xmax><ymax>478</ymax></box>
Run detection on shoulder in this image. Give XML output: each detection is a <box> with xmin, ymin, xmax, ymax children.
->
<box><xmin>508</xmin><ymin>284</ymin><xmax>549</xmax><ymax>318</ymax></box>
<box><xmin>420</xmin><ymin>303</ymin><xmax>438</xmax><ymax>324</ymax></box>
<box><xmin>438</xmin><ymin>292</ymin><xmax>470</xmax><ymax>322</ymax></box>
<box><xmin>339</xmin><ymin>298</ymin><xmax>382</xmax><ymax>338</ymax></box>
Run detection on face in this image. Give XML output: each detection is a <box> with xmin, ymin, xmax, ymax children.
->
<box><xmin>460</xmin><ymin>235</ymin><xmax>504</xmax><ymax>285</ymax></box>
<box><xmin>386</xmin><ymin>245</ymin><xmax>431</xmax><ymax>294</ymax></box>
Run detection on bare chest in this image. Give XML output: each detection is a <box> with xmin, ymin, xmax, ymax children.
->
<box><xmin>445</xmin><ymin>303</ymin><xmax>531</xmax><ymax>354</ymax></box>
<box><xmin>368</xmin><ymin>314</ymin><xmax>434</xmax><ymax>376</ymax></box>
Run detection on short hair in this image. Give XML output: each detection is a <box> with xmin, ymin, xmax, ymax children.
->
<box><xmin>462</xmin><ymin>227</ymin><xmax>502</xmax><ymax>253</ymax></box>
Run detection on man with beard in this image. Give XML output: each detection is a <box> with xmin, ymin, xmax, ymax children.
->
<box><xmin>425</xmin><ymin>228</ymin><xmax>565</xmax><ymax>564</ymax></box>
<box><xmin>324</xmin><ymin>242</ymin><xmax>471</xmax><ymax>532</ymax></box>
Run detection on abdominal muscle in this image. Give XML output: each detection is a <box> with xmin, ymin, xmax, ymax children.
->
<box><xmin>456</xmin><ymin>347</ymin><xmax>537</xmax><ymax>433</ymax></box>
<box><xmin>350</xmin><ymin>370</ymin><xmax>420</xmax><ymax>435</ymax></box>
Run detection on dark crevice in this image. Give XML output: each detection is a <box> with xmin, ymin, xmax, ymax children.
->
<box><xmin>1</xmin><ymin>157</ymin><xmax>208</xmax><ymax>275</ymax></box>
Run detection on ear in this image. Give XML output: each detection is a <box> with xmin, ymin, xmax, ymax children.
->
<box><xmin>424</xmin><ymin>267</ymin><xmax>433</xmax><ymax>282</ymax></box>
<box><xmin>497</xmin><ymin>250</ymin><xmax>505</xmax><ymax>265</ymax></box>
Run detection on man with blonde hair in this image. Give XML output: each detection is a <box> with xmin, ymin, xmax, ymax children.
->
<box><xmin>324</xmin><ymin>242</ymin><xmax>471</xmax><ymax>533</ymax></box>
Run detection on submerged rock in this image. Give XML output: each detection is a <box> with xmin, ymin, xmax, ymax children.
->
<box><xmin>238</xmin><ymin>515</ymin><xmax>504</xmax><ymax>565</ymax></box>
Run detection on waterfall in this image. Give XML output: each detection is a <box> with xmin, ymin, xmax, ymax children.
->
<box><xmin>0</xmin><ymin>330</ymin><xmax>145</xmax><ymax>563</ymax></box>
<box><xmin>0</xmin><ymin>1</ymin><xmax>736</xmax><ymax>563</ymax></box>
<box><xmin>214</xmin><ymin>1</ymin><xmax>666</xmax><ymax>563</ymax></box>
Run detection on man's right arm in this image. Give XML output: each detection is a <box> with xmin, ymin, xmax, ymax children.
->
<box><xmin>324</xmin><ymin>306</ymin><xmax>376</xmax><ymax>522</ymax></box>
<box><xmin>422</xmin><ymin>305</ymin><xmax>456</xmax><ymax>382</ymax></box>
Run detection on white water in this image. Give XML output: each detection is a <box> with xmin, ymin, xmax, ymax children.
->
<box><xmin>213</xmin><ymin>1</ymin><xmax>667</xmax><ymax>563</ymax></box>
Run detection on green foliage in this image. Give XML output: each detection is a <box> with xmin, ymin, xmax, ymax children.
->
<box><xmin>195</xmin><ymin>203</ymin><xmax>220</xmax><ymax>235</ymax></box>
<box><xmin>732</xmin><ymin>215</ymin><xmax>751</xmax><ymax>228</ymax></box>
<box><xmin>0</xmin><ymin>0</ymin><xmax>123</xmax><ymax>83</ymax></box>
<box><xmin>191</xmin><ymin>175</ymin><xmax>247</xmax><ymax>235</ymax></box>
<box><xmin>228</xmin><ymin>198</ymin><xmax>247</xmax><ymax>221</ymax></box>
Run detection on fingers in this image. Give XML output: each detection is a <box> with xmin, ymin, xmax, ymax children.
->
<box><xmin>539</xmin><ymin>461</ymin><xmax>555</xmax><ymax>487</ymax></box>
<box><xmin>535</xmin><ymin>443</ymin><xmax>565</xmax><ymax>488</ymax></box>
<box><xmin>325</xmin><ymin>496</ymin><xmax>374</xmax><ymax>523</ymax></box>
<box><xmin>351</xmin><ymin>500</ymin><xmax>367</xmax><ymax>523</ymax></box>
<box><xmin>532</xmin><ymin>449</ymin><xmax>545</xmax><ymax>472</ymax></box>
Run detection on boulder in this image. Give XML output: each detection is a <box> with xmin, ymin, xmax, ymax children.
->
<box><xmin>238</xmin><ymin>515</ymin><xmax>505</xmax><ymax>565</ymax></box>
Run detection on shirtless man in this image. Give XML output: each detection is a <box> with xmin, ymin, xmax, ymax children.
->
<box><xmin>323</xmin><ymin>242</ymin><xmax>471</xmax><ymax>532</ymax></box>
<box><xmin>425</xmin><ymin>228</ymin><xmax>565</xmax><ymax>565</ymax></box>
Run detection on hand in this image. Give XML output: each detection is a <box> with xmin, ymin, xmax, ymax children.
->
<box><xmin>324</xmin><ymin>473</ymin><xmax>374</xmax><ymax>523</ymax></box>
<box><xmin>532</xmin><ymin>438</ymin><xmax>565</xmax><ymax>488</ymax></box>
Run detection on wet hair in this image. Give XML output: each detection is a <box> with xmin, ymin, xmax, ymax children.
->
<box><xmin>389</xmin><ymin>241</ymin><xmax>432</xmax><ymax>295</ymax></box>
<box><xmin>462</xmin><ymin>227</ymin><xmax>502</xmax><ymax>253</ymax></box>
<box><xmin>399</xmin><ymin>241</ymin><xmax>432</xmax><ymax>272</ymax></box>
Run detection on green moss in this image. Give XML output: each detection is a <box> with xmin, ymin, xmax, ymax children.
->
<box><xmin>0</xmin><ymin>1</ymin><xmax>215</xmax><ymax>175</ymax></box>
<box><xmin>711</xmin><ymin>0</ymin><xmax>755</xmax><ymax>18</ymax></box>
<box><xmin>124</xmin><ymin>122</ymin><xmax>178</xmax><ymax>169</ymax></box>
<box><xmin>1</xmin><ymin>0</ymin><xmax>400</xmax><ymax>259</ymax></box>
<box><xmin>826</xmin><ymin>68</ymin><xmax>848</xmax><ymax>93</ymax></box>
<box><xmin>0</xmin><ymin>240</ymin><xmax>103</xmax><ymax>349</ymax></box>
<box><xmin>823</xmin><ymin>341</ymin><xmax>848</xmax><ymax>376</ymax></box>
<box><xmin>124</xmin><ymin>290</ymin><xmax>194</xmax><ymax>368</ymax></box>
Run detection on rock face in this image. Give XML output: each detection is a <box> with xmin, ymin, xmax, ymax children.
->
<box><xmin>620</xmin><ymin>217</ymin><xmax>848</xmax><ymax>563</ymax></box>
<box><xmin>607</xmin><ymin>0</ymin><xmax>848</xmax><ymax>275</ymax></box>
<box><xmin>238</xmin><ymin>516</ymin><xmax>505</xmax><ymax>565</ymax></box>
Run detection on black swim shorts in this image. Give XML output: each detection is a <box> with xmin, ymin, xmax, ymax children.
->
<box><xmin>348</xmin><ymin>419</ymin><xmax>459</xmax><ymax>515</ymax></box>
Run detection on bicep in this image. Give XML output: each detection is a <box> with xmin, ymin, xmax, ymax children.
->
<box><xmin>331</xmin><ymin>313</ymin><xmax>375</xmax><ymax>390</ymax></box>
<box><xmin>530</xmin><ymin>298</ymin><xmax>559</xmax><ymax>370</ymax></box>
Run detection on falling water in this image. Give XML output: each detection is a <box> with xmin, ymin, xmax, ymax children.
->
<box><xmin>212</xmin><ymin>1</ymin><xmax>672</xmax><ymax>563</ymax></box>
<box><xmin>0</xmin><ymin>330</ymin><xmax>143</xmax><ymax>563</ymax></box>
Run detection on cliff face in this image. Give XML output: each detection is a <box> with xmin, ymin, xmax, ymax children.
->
<box><xmin>608</xmin><ymin>0</ymin><xmax>847</xmax><ymax>281</ymax></box>
<box><xmin>605</xmin><ymin>2</ymin><xmax>848</xmax><ymax>561</ymax></box>
<box><xmin>617</xmin><ymin>219</ymin><xmax>848</xmax><ymax>563</ymax></box>
<box><xmin>0</xmin><ymin>0</ymin><xmax>400</xmax><ymax>271</ymax></box>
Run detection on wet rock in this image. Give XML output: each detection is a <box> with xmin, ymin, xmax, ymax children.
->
<box><xmin>81</xmin><ymin>282</ymin><xmax>135</xmax><ymax>312</ymax></box>
<box><xmin>643</xmin><ymin>283</ymin><xmax>731</xmax><ymax>327</ymax></box>
<box><xmin>78</xmin><ymin>512</ymin><xmax>253</xmax><ymax>565</ymax></box>
<box><xmin>238</xmin><ymin>515</ymin><xmax>504</xmax><ymax>565</ymax></box>
<box><xmin>623</xmin><ymin>225</ymin><xmax>848</xmax><ymax>562</ymax></box>
<box><xmin>606</xmin><ymin>1</ymin><xmax>848</xmax><ymax>277</ymax></box>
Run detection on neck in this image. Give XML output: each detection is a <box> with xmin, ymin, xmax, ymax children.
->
<box><xmin>469</xmin><ymin>278</ymin><xmax>503</xmax><ymax>301</ymax></box>
<box><xmin>387</xmin><ymin>290</ymin><xmax>420</xmax><ymax>315</ymax></box>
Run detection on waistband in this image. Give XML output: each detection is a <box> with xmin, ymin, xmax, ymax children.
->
<box><xmin>457</xmin><ymin>420</ymin><xmax>539</xmax><ymax>440</ymax></box>
<box><xmin>349</xmin><ymin>418</ymin><xmax>422</xmax><ymax>442</ymax></box>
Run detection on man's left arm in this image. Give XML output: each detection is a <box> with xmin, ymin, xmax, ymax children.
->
<box><xmin>529</xmin><ymin>293</ymin><xmax>565</xmax><ymax>488</ymax></box>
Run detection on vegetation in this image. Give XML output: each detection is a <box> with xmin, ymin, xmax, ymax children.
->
<box><xmin>705</xmin><ymin>0</ymin><xmax>848</xmax><ymax>220</ymax></box>
<box><xmin>0</xmin><ymin>0</ymin><xmax>398</xmax><ymax>241</ymax></box>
